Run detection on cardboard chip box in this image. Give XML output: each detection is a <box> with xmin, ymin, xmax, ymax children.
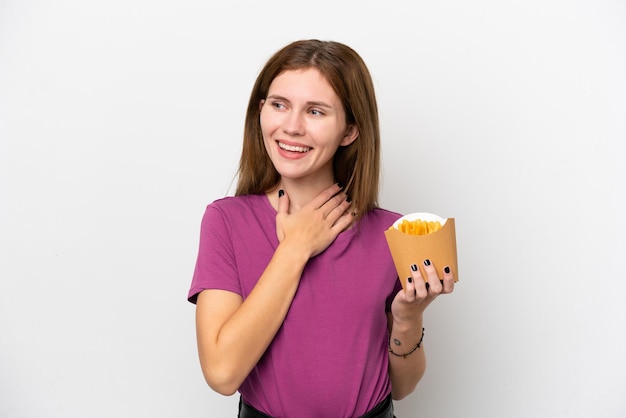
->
<box><xmin>384</xmin><ymin>212</ymin><xmax>459</xmax><ymax>289</ymax></box>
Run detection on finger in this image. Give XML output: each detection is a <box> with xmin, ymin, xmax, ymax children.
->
<box><xmin>410</xmin><ymin>264</ymin><xmax>428</xmax><ymax>299</ymax></box>
<box><xmin>422</xmin><ymin>259</ymin><xmax>442</xmax><ymax>295</ymax></box>
<box><xmin>325</xmin><ymin>194</ymin><xmax>351</xmax><ymax>222</ymax></box>
<box><xmin>329</xmin><ymin>208</ymin><xmax>355</xmax><ymax>233</ymax></box>
<box><xmin>441</xmin><ymin>266</ymin><xmax>455</xmax><ymax>294</ymax></box>
<box><xmin>404</xmin><ymin>275</ymin><xmax>416</xmax><ymax>303</ymax></box>
<box><xmin>311</xmin><ymin>183</ymin><xmax>343</xmax><ymax>209</ymax></box>
<box><xmin>276</xmin><ymin>188</ymin><xmax>290</xmax><ymax>215</ymax></box>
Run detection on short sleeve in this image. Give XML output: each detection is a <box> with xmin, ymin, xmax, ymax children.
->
<box><xmin>187</xmin><ymin>204</ymin><xmax>242</xmax><ymax>303</ymax></box>
<box><xmin>385</xmin><ymin>278</ymin><xmax>403</xmax><ymax>312</ymax></box>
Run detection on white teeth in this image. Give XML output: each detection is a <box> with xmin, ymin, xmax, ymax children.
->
<box><xmin>278</xmin><ymin>142</ymin><xmax>310</xmax><ymax>153</ymax></box>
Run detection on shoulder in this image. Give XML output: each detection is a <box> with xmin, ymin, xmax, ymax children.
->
<box><xmin>200</xmin><ymin>194</ymin><xmax>275</xmax><ymax>235</ymax></box>
<box><xmin>360</xmin><ymin>207</ymin><xmax>403</xmax><ymax>228</ymax></box>
<box><xmin>206</xmin><ymin>194</ymin><xmax>267</xmax><ymax>212</ymax></box>
<box><xmin>350</xmin><ymin>207</ymin><xmax>403</xmax><ymax>240</ymax></box>
<box><xmin>203</xmin><ymin>194</ymin><xmax>269</xmax><ymax>218</ymax></box>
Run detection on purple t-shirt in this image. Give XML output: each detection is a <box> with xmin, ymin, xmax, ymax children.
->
<box><xmin>188</xmin><ymin>194</ymin><xmax>403</xmax><ymax>417</ymax></box>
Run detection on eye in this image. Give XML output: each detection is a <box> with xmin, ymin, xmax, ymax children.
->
<box><xmin>270</xmin><ymin>101</ymin><xmax>286</xmax><ymax>110</ymax></box>
<box><xmin>309</xmin><ymin>108</ymin><xmax>324</xmax><ymax>116</ymax></box>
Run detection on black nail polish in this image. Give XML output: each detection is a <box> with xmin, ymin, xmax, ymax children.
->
<box><xmin>424</xmin><ymin>259</ymin><xmax>431</xmax><ymax>266</ymax></box>
<box><xmin>346</xmin><ymin>195</ymin><xmax>352</xmax><ymax>203</ymax></box>
<box><xmin>440</xmin><ymin>280</ymin><xmax>444</xmax><ymax>285</ymax></box>
<box><xmin>444</xmin><ymin>266</ymin><xmax>450</xmax><ymax>274</ymax></box>
<box><xmin>411</xmin><ymin>264</ymin><xmax>418</xmax><ymax>272</ymax></box>
<box><xmin>407</xmin><ymin>276</ymin><xmax>413</xmax><ymax>284</ymax></box>
<box><xmin>337</xmin><ymin>182</ymin><xmax>344</xmax><ymax>189</ymax></box>
<box><xmin>278</xmin><ymin>189</ymin><xmax>284</xmax><ymax>197</ymax></box>
<box><xmin>425</xmin><ymin>282</ymin><xmax>430</xmax><ymax>290</ymax></box>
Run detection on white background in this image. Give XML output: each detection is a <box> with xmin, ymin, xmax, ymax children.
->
<box><xmin>1</xmin><ymin>1</ymin><xmax>625</xmax><ymax>417</ymax></box>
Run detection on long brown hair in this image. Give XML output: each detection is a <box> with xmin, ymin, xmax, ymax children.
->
<box><xmin>235</xmin><ymin>39</ymin><xmax>380</xmax><ymax>221</ymax></box>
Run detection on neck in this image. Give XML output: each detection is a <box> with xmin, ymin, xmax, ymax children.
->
<box><xmin>271</xmin><ymin>175</ymin><xmax>336</xmax><ymax>212</ymax></box>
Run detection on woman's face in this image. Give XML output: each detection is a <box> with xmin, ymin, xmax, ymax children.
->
<box><xmin>260</xmin><ymin>68</ymin><xmax>358</xmax><ymax>185</ymax></box>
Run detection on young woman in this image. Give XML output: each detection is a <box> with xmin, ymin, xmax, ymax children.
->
<box><xmin>188</xmin><ymin>39</ymin><xmax>455</xmax><ymax>418</ymax></box>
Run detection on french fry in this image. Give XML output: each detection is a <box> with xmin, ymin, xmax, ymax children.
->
<box><xmin>392</xmin><ymin>219</ymin><xmax>442</xmax><ymax>235</ymax></box>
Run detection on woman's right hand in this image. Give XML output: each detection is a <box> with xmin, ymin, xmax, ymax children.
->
<box><xmin>275</xmin><ymin>184</ymin><xmax>354</xmax><ymax>258</ymax></box>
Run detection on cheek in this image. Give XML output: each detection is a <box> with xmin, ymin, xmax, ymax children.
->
<box><xmin>260</xmin><ymin>112</ymin><xmax>275</xmax><ymax>137</ymax></box>
<box><xmin>259</xmin><ymin>117</ymin><xmax>274</xmax><ymax>153</ymax></box>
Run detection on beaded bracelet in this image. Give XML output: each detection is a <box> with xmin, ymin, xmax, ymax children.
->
<box><xmin>388</xmin><ymin>327</ymin><xmax>425</xmax><ymax>358</ymax></box>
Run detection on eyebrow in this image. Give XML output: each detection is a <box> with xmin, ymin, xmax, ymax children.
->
<box><xmin>267</xmin><ymin>94</ymin><xmax>334</xmax><ymax>109</ymax></box>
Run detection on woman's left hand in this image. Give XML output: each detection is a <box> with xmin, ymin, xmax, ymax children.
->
<box><xmin>391</xmin><ymin>260</ymin><xmax>455</xmax><ymax>323</ymax></box>
<box><xmin>387</xmin><ymin>261</ymin><xmax>454</xmax><ymax>399</ymax></box>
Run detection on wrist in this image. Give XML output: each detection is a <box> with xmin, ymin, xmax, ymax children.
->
<box><xmin>276</xmin><ymin>237</ymin><xmax>313</xmax><ymax>263</ymax></box>
<box><xmin>391</xmin><ymin>315</ymin><xmax>423</xmax><ymax>334</ymax></box>
<box><xmin>275</xmin><ymin>239</ymin><xmax>312</xmax><ymax>265</ymax></box>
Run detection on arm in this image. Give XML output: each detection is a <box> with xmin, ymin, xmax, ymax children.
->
<box><xmin>387</xmin><ymin>261</ymin><xmax>455</xmax><ymax>400</ymax></box>
<box><xmin>195</xmin><ymin>184</ymin><xmax>353</xmax><ymax>395</ymax></box>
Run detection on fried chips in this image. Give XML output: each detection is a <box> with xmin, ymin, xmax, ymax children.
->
<box><xmin>391</xmin><ymin>219</ymin><xmax>443</xmax><ymax>235</ymax></box>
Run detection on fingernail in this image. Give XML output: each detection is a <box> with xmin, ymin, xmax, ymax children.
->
<box><xmin>278</xmin><ymin>189</ymin><xmax>284</xmax><ymax>197</ymax></box>
<box><xmin>337</xmin><ymin>182</ymin><xmax>344</xmax><ymax>189</ymax></box>
<box><xmin>424</xmin><ymin>259</ymin><xmax>431</xmax><ymax>266</ymax></box>
<box><xmin>440</xmin><ymin>280</ymin><xmax>444</xmax><ymax>285</ymax></box>
<box><xmin>411</xmin><ymin>264</ymin><xmax>418</xmax><ymax>272</ymax></box>
<box><xmin>425</xmin><ymin>282</ymin><xmax>430</xmax><ymax>290</ymax></box>
<box><xmin>346</xmin><ymin>195</ymin><xmax>352</xmax><ymax>203</ymax></box>
<box><xmin>407</xmin><ymin>276</ymin><xmax>413</xmax><ymax>284</ymax></box>
<box><xmin>444</xmin><ymin>266</ymin><xmax>450</xmax><ymax>274</ymax></box>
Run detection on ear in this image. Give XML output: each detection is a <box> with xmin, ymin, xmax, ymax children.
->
<box><xmin>340</xmin><ymin>124</ymin><xmax>359</xmax><ymax>146</ymax></box>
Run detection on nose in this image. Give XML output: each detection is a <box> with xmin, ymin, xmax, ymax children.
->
<box><xmin>282</xmin><ymin>111</ymin><xmax>305</xmax><ymax>136</ymax></box>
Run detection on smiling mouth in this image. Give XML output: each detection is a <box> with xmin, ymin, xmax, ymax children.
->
<box><xmin>278</xmin><ymin>142</ymin><xmax>311</xmax><ymax>153</ymax></box>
